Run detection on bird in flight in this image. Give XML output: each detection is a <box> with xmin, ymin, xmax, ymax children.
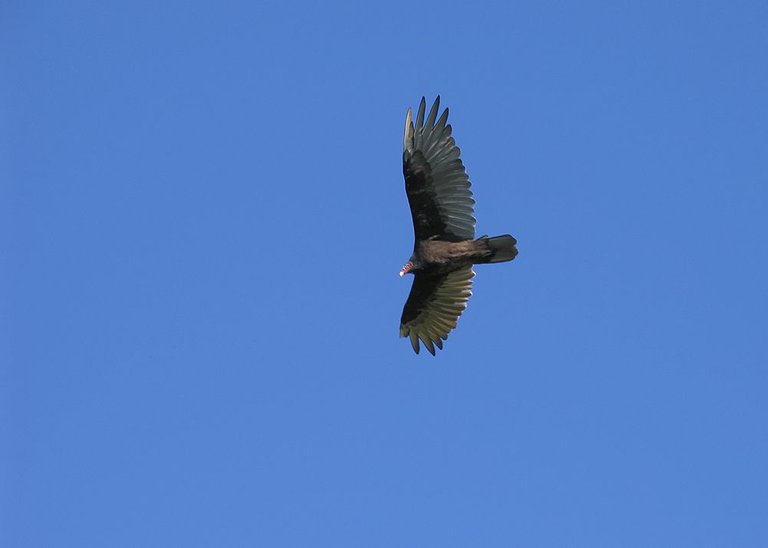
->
<box><xmin>399</xmin><ymin>96</ymin><xmax>518</xmax><ymax>355</ymax></box>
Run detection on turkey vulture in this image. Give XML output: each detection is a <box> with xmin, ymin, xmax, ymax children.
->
<box><xmin>399</xmin><ymin>96</ymin><xmax>518</xmax><ymax>355</ymax></box>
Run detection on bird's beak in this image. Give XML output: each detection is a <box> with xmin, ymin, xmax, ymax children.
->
<box><xmin>399</xmin><ymin>269</ymin><xmax>406</xmax><ymax>277</ymax></box>
<box><xmin>399</xmin><ymin>262</ymin><xmax>412</xmax><ymax>277</ymax></box>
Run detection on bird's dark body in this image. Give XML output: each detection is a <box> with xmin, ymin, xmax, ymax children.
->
<box><xmin>411</xmin><ymin>239</ymin><xmax>496</xmax><ymax>276</ymax></box>
<box><xmin>413</xmin><ymin>240</ymin><xmax>490</xmax><ymax>274</ymax></box>
<box><xmin>399</xmin><ymin>96</ymin><xmax>518</xmax><ymax>355</ymax></box>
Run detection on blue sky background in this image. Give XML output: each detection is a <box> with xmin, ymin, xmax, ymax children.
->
<box><xmin>2</xmin><ymin>1</ymin><xmax>768</xmax><ymax>546</ymax></box>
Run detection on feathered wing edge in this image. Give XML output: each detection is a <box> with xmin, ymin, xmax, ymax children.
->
<box><xmin>399</xmin><ymin>266</ymin><xmax>475</xmax><ymax>355</ymax></box>
<box><xmin>402</xmin><ymin>96</ymin><xmax>476</xmax><ymax>241</ymax></box>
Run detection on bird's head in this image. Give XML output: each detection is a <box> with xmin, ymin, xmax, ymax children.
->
<box><xmin>399</xmin><ymin>260</ymin><xmax>415</xmax><ymax>277</ymax></box>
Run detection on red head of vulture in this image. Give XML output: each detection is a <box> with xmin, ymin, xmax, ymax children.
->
<box><xmin>399</xmin><ymin>96</ymin><xmax>518</xmax><ymax>355</ymax></box>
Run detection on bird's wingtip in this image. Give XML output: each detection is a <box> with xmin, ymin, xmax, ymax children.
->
<box><xmin>403</xmin><ymin>107</ymin><xmax>413</xmax><ymax>151</ymax></box>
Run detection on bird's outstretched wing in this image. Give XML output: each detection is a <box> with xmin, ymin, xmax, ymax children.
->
<box><xmin>399</xmin><ymin>266</ymin><xmax>475</xmax><ymax>355</ymax></box>
<box><xmin>403</xmin><ymin>96</ymin><xmax>476</xmax><ymax>243</ymax></box>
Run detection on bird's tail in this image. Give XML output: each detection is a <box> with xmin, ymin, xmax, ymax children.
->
<box><xmin>479</xmin><ymin>234</ymin><xmax>518</xmax><ymax>263</ymax></box>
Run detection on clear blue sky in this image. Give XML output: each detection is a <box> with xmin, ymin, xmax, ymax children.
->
<box><xmin>2</xmin><ymin>1</ymin><xmax>767</xmax><ymax>546</ymax></box>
